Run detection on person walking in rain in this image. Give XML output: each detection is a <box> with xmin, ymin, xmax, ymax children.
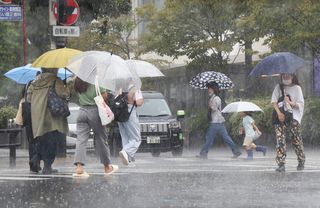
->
<box><xmin>15</xmin><ymin>83</ymin><xmax>40</xmax><ymax>173</ymax></box>
<box><xmin>271</xmin><ymin>73</ymin><xmax>305</xmax><ymax>172</ymax></box>
<box><xmin>197</xmin><ymin>82</ymin><xmax>241</xmax><ymax>159</ymax></box>
<box><xmin>118</xmin><ymin>84</ymin><xmax>144</xmax><ymax>166</ymax></box>
<box><xmin>239</xmin><ymin>111</ymin><xmax>267</xmax><ymax>160</ymax></box>
<box><xmin>73</xmin><ymin>77</ymin><xmax>118</xmax><ymax>177</ymax></box>
<box><xmin>27</xmin><ymin>68</ymin><xmax>69</xmax><ymax>174</ymax></box>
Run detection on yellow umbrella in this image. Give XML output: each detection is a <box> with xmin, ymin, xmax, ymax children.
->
<box><xmin>32</xmin><ymin>48</ymin><xmax>82</xmax><ymax>68</ymax></box>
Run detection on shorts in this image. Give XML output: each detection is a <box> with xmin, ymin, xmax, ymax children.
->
<box><xmin>243</xmin><ymin>136</ymin><xmax>254</xmax><ymax>146</ymax></box>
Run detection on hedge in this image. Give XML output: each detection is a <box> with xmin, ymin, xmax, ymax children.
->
<box><xmin>0</xmin><ymin>106</ymin><xmax>18</xmax><ymax>129</ymax></box>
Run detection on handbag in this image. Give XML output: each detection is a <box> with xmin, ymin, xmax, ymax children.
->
<box><xmin>94</xmin><ymin>77</ymin><xmax>114</xmax><ymax>125</ymax></box>
<box><xmin>272</xmin><ymin>83</ymin><xmax>293</xmax><ymax>125</ymax></box>
<box><xmin>252</xmin><ymin>131</ymin><xmax>262</xmax><ymax>141</ymax></box>
<box><xmin>47</xmin><ymin>80</ymin><xmax>70</xmax><ymax>118</ymax></box>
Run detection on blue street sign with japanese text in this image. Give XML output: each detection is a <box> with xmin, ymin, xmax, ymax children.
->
<box><xmin>0</xmin><ymin>5</ymin><xmax>22</xmax><ymax>21</ymax></box>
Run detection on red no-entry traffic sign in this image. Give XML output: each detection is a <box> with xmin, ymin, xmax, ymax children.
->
<box><xmin>53</xmin><ymin>0</ymin><xmax>80</xmax><ymax>26</ymax></box>
<box><xmin>0</xmin><ymin>0</ymin><xmax>12</xmax><ymax>4</ymax></box>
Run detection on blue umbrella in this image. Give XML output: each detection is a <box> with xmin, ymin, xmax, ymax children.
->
<box><xmin>4</xmin><ymin>64</ymin><xmax>73</xmax><ymax>84</ymax></box>
<box><xmin>249</xmin><ymin>52</ymin><xmax>307</xmax><ymax>77</ymax></box>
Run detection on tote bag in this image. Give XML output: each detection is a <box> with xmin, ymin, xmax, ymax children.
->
<box><xmin>94</xmin><ymin>78</ymin><xmax>114</xmax><ymax>125</ymax></box>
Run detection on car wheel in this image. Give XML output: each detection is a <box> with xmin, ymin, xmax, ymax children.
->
<box><xmin>171</xmin><ymin>146</ymin><xmax>183</xmax><ymax>157</ymax></box>
<box><xmin>151</xmin><ymin>150</ymin><xmax>161</xmax><ymax>157</ymax></box>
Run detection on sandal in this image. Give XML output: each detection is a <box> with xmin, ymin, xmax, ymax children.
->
<box><xmin>72</xmin><ymin>171</ymin><xmax>90</xmax><ymax>178</ymax></box>
<box><xmin>104</xmin><ymin>164</ymin><xmax>119</xmax><ymax>176</ymax></box>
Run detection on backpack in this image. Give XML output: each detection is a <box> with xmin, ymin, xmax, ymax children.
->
<box><xmin>110</xmin><ymin>93</ymin><xmax>134</xmax><ymax>122</ymax></box>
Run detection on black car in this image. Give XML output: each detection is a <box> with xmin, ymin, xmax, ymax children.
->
<box><xmin>108</xmin><ymin>91</ymin><xmax>185</xmax><ymax>157</ymax></box>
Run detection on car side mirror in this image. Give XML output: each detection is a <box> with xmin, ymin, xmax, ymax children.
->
<box><xmin>177</xmin><ymin>110</ymin><xmax>185</xmax><ymax>120</ymax></box>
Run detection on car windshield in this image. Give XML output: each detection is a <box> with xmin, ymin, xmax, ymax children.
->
<box><xmin>68</xmin><ymin>108</ymin><xmax>79</xmax><ymax>124</ymax></box>
<box><xmin>137</xmin><ymin>98</ymin><xmax>172</xmax><ymax>117</ymax></box>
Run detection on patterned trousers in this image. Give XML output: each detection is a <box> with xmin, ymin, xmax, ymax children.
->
<box><xmin>275</xmin><ymin>120</ymin><xmax>305</xmax><ymax>166</ymax></box>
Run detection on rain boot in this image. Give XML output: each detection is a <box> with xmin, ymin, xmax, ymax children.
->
<box><xmin>256</xmin><ymin>145</ymin><xmax>267</xmax><ymax>156</ymax></box>
<box><xmin>297</xmin><ymin>162</ymin><xmax>304</xmax><ymax>171</ymax></box>
<box><xmin>246</xmin><ymin>149</ymin><xmax>253</xmax><ymax>160</ymax></box>
<box><xmin>276</xmin><ymin>164</ymin><xmax>285</xmax><ymax>172</ymax></box>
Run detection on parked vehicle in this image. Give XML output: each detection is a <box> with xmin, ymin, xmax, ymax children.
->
<box><xmin>109</xmin><ymin>91</ymin><xmax>185</xmax><ymax>157</ymax></box>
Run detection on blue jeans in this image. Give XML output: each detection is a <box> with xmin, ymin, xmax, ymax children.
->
<box><xmin>200</xmin><ymin>123</ymin><xmax>240</xmax><ymax>156</ymax></box>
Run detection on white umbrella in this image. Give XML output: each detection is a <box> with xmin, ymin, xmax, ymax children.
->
<box><xmin>221</xmin><ymin>101</ymin><xmax>263</xmax><ymax>113</ymax></box>
<box><xmin>67</xmin><ymin>51</ymin><xmax>141</xmax><ymax>92</ymax></box>
<box><xmin>125</xmin><ymin>60</ymin><xmax>165</xmax><ymax>78</ymax></box>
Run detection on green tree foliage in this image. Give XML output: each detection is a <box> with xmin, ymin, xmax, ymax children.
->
<box><xmin>0</xmin><ymin>22</ymin><xmax>21</xmax><ymax>75</ymax></box>
<box><xmin>68</xmin><ymin>14</ymin><xmax>139</xmax><ymax>59</ymax></box>
<box><xmin>244</xmin><ymin>0</ymin><xmax>320</xmax><ymax>56</ymax></box>
<box><xmin>137</xmin><ymin>0</ymin><xmax>241</xmax><ymax>72</ymax></box>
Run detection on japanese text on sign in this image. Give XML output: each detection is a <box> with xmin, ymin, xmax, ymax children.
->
<box><xmin>53</xmin><ymin>25</ymin><xmax>80</xmax><ymax>37</ymax></box>
<box><xmin>0</xmin><ymin>5</ymin><xmax>22</xmax><ymax>21</ymax></box>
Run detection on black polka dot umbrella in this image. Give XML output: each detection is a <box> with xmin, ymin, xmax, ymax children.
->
<box><xmin>189</xmin><ymin>71</ymin><xmax>234</xmax><ymax>90</ymax></box>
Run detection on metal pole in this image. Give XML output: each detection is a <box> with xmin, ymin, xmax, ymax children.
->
<box><xmin>49</xmin><ymin>0</ymin><xmax>57</xmax><ymax>49</ymax></box>
<box><xmin>22</xmin><ymin>0</ymin><xmax>27</xmax><ymax>64</ymax></box>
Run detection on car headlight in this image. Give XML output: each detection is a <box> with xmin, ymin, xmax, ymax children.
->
<box><xmin>169</xmin><ymin>120</ymin><xmax>181</xmax><ymax>129</ymax></box>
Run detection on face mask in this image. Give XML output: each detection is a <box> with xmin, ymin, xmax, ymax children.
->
<box><xmin>282</xmin><ymin>79</ymin><xmax>292</xmax><ymax>85</ymax></box>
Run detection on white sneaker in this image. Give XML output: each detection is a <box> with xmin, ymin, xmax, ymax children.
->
<box><xmin>119</xmin><ymin>150</ymin><xmax>129</xmax><ymax>166</ymax></box>
<box><xmin>127</xmin><ymin>162</ymin><xmax>136</xmax><ymax>168</ymax></box>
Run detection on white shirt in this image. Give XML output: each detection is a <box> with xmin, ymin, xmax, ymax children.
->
<box><xmin>209</xmin><ymin>95</ymin><xmax>225</xmax><ymax>123</ymax></box>
<box><xmin>271</xmin><ymin>84</ymin><xmax>304</xmax><ymax>124</ymax></box>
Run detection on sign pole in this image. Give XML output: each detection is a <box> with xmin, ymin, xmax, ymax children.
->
<box><xmin>22</xmin><ymin>0</ymin><xmax>26</xmax><ymax>64</ymax></box>
<box><xmin>49</xmin><ymin>0</ymin><xmax>57</xmax><ymax>49</ymax></box>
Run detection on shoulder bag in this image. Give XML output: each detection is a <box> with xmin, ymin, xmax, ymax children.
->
<box><xmin>271</xmin><ymin>84</ymin><xmax>293</xmax><ymax>125</ymax></box>
<box><xmin>47</xmin><ymin>80</ymin><xmax>70</xmax><ymax>117</ymax></box>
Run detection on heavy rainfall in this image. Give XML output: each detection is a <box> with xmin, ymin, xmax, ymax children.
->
<box><xmin>1</xmin><ymin>0</ymin><xmax>320</xmax><ymax>208</ymax></box>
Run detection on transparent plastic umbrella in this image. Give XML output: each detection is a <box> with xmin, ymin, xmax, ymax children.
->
<box><xmin>67</xmin><ymin>51</ymin><xmax>141</xmax><ymax>92</ymax></box>
<box><xmin>126</xmin><ymin>60</ymin><xmax>164</xmax><ymax>78</ymax></box>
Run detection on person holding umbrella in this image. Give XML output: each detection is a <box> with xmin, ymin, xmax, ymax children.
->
<box><xmin>118</xmin><ymin>82</ymin><xmax>144</xmax><ymax>166</ymax></box>
<box><xmin>72</xmin><ymin>77</ymin><xmax>118</xmax><ymax>177</ymax></box>
<box><xmin>27</xmin><ymin>68</ymin><xmax>70</xmax><ymax>174</ymax></box>
<box><xmin>239</xmin><ymin>111</ymin><xmax>266</xmax><ymax>160</ymax></box>
<box><xmin>197</xmin><ymin>82</ymin><xmax>241</xmax><ymax>159</ymax></box>
<box><xmin>271</xmin><ymin>73</ymin><xmax>305</xmax><ymax>172</ymax></box>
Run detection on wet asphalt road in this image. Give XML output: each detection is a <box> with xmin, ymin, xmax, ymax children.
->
<box><xmin>0</xmin><ymin>148</ymin><xmax>320</xmax><ymax>208</ymax></box>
